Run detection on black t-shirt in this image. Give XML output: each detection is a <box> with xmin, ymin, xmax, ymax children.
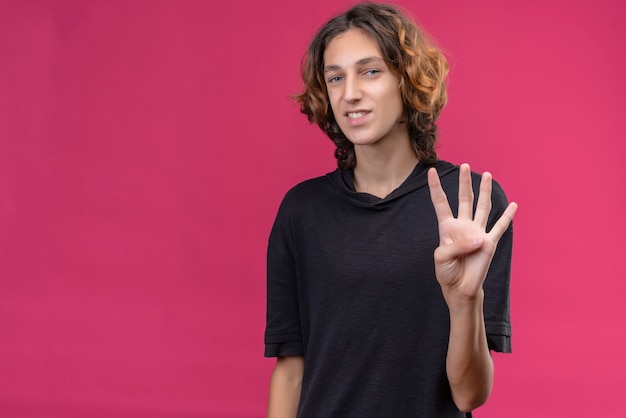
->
<box><xmin>265</xmin><ymin>160</ymin><xmax>513</xmax><ymax>417</ymax></box>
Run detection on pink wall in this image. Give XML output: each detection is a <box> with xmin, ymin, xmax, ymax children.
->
<box><xmin>1</xmin><ymin>0</ymin><xmax>624</xmax><ymax>416</ymax></box>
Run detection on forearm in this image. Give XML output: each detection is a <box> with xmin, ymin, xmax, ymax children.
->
<box><xmin>267</xmin><ymin>356</ymin><xmax>304</xmax><ymax>418</ymax></box>
<box><xmin>445</xmin><ymin>290</ymin><xmax>493</xmax><ymax>413</ymax></box>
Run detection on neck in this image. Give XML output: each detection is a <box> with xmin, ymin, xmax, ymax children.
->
<box><xmin>352</xmin><ymin>136</ymin><xmax>419</xmax><ymax>199</ymax></box>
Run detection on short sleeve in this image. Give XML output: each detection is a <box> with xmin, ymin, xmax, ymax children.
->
<box><xmin>483</xmin><ymin>180</ymin><xmax>514</xmax><ymax>353</ymax></box>
<box><xmin>264</xmin><ymin>204</ymin><xmax>304</xmax><ymax>357</ymax></box>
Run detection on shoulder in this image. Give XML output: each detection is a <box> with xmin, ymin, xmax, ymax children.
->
<box><xmin>283</xmin><ymin>174</ymin><xmax>331</xmax><ymax>200</ymax></box>
<box><xmin>488</xmin><ymin>177</ymin><xmax>510</xmax><ymax>213</ymax></box>
<box><xmin>278</xmin><ymin>173</ymin><xmax>334</xmax><ymax>212</ymax></box>
<box><xmin>271</xmin><ymin>171</ymin><xmax>337</xmax><ymax>228</ymax></box>
<box><xmin>269</xmin><ymin>172</ymin><xmax>336</xmax><ymax>252</ymax></box>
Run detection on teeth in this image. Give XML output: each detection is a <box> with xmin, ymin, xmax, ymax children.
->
<box><xmin>348</xmin><ymin>112</ymin><xmax>367</xmax><ymax>119</ymax></box>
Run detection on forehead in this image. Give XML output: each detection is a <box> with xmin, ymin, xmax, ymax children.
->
<box><xmin>323</xmin><ymin>28</ymin><xmax>384</xmax><ymax>66</ymax></box>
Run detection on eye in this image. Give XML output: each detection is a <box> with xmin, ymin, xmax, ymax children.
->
<box><xmin>327</xmin><ymin>75</ymin><xmax>343</xmax><ymax>84</ymax></box>
<box><xmin>364</xmin><ymin>69</ymin><xmax>381</xmax><ymax>76</ymax></box>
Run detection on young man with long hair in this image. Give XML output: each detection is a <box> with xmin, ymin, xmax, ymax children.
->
<box><xmin>265</xmin><ymin>3</ymin><xmax>517</xmax><ymax>417</ymax></box>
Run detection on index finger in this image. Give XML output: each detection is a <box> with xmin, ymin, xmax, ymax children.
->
<box><xmin>428</xmin><ymin>167</ymin><xmax>453</xmax><ymax>222</ymax></box>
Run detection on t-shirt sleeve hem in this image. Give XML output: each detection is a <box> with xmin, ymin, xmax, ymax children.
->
<box><xmin>264</xmin><ymin>341</ymin><xmax>304</xmax><ymax>358</ymax></box>
<box><xmin>487</xmin><ymin>334</ymin><xmax>512</xmax><ymax>353</ymax></box>
<box><xmin>486</xmin><ymin>322</ymin><xmax>512</xmax><ymax>353</ymax></box>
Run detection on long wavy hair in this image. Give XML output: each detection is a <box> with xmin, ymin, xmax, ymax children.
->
<box><xmin>296</xmin><ymin>2</ymin><xmax>449</xmax><ymax>170</ymax></box>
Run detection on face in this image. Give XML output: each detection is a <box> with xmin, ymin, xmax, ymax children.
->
<box><xmin>323</xmin><ymin>29</ymin><xmax>407</xmax><ymax>148</ymax></box>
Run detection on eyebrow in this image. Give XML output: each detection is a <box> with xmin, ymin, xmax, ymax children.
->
<box><xmin>323</xmin><ymin>56</ymin><xmax>385</xmax><ymax>73</ymax></box>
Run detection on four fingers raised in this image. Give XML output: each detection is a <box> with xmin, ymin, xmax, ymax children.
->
<box><xmin>428</xmin><ymin>163</ymin><xmax>517</xmax><ymax>241</ymax></box>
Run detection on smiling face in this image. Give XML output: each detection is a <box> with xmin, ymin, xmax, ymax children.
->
<box><xmin>323</xmin><ymin>28</ymin><xmax>408</xmax><ymax>149</ymax></box>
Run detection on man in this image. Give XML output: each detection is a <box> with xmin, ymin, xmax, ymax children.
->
<box><xmin>265</xmin><ymin>3</ymin><xmax>517</xmax><ymax>417</ymax></box>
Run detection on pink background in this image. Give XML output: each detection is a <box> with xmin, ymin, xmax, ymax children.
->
<box><xmin>1</xmin><ymin>0</ymin><xmax>625</xmax><ymax>416</ymax></box>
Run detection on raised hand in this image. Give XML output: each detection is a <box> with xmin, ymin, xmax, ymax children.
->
<box><xmin>427</xmin><ymin>163</ymin><xmax>518</xmax><ymax>302</ymax></box>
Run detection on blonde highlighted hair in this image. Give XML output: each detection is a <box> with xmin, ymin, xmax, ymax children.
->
<box><xmin>296</xmin><ymin>2</ymin><xmax>449</xmax><ymax>169</ymax></box>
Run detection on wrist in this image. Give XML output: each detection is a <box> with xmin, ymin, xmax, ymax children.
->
<box><xmin>442</xmin><ymin>288</ymin><xmax>484</xmax><ymax>316</ymax></box>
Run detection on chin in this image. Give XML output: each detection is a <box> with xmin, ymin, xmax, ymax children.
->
<box><xmin>349</xmin><ymin>134</ymin><xmax>385</xmax><ymax>147</ymax></box>
<box><xmin>343</xmin><ymin>132</ymin><xmax>379</xmax><ymax>146</ymax></box>
<box><xmin>347</xmin><ymin>139</ymin><xmax>378</xmax><ymax>147</ymax></box>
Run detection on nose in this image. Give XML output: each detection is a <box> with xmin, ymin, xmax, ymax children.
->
<box><xmin>343</xmin><ymin>75</ymin><xmax>362</xmax><ymax>103</ymax></box>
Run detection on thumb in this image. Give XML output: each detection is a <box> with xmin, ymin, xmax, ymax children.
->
<box><xmin>434</xmin><ymin>238</ymin><xmax>483</xmax><ymax>264</ymax></box>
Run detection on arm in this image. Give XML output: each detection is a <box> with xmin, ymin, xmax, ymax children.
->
<box><xmin>444</xmin><ymin>287</ymin><xmax>493</xmax><ymax>412</ymax></box>
<box><xmin>428</xmin><ymin>164</ymin><xmax>517</xmax><ymax>412</ymax></box>
<box><xmin>267</xmin><ymin>355</ymin><xmax>304</xmax><ymax>418</ymax></box>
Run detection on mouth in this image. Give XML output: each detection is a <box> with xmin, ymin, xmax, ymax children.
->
<box><xmin>346</xmin><ymin>111</ymin><xmax>370</xmax><ymax>119</ymax></box>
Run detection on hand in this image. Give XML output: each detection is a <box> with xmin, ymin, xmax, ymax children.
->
<box><xmin>428</xmin><ymin>163</ymin><xmax>518</xmax><ymax>302</ymax></box>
